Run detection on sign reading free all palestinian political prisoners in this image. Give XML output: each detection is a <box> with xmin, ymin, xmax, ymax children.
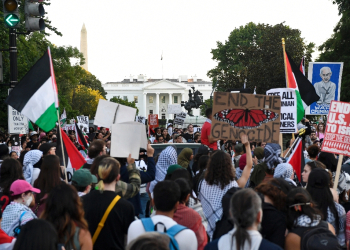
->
<box><xmin>321</xmin><ymin>101</ymin><xmax>350</xmax><ymax>157</ymax></box>
<box><xmin>211</xmin><ymin>92</ymin><xmax>281</xmax><ymax>143</ymax></box>
<box><xmin>77</xmin><ymin>116</ymin><xmax>89</xmax><ymax>133</ymax></box>
<box><xmin>266</xmin><ymin>88</ymin><xmax>297</xmax><ymax>133</ymax></box>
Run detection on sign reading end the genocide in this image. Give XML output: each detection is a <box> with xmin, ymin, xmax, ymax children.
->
<box><xmin>321</xmin><ymin>101</ymin><xmax>350</xmax><ymax>157</ymax></box>
<box><xmin>211</xmin><ymin>92</ymin><xmax>281</xmax><ymax>143</ymax></box>
<box><xmin>266</xmin><ymin>88</ymin><xmax>297</xmax><ymax>133</ymax></box>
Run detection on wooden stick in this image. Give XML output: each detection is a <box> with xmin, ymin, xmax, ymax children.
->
<box><xmin>284</xmin><ymin>137</ymin><xmax>300</xmax><ymax>158</ymax></box>
<box><xmin>279</xmin><ymin>133</ymin><xmax>283</xmax><ymax>153</ymax></box>
<box><xmin>56</xmin><ymin>109</ymin><xmax>68</xmax><ymax>184</ymax></box>
<box><xmin>333</xmin><ymin>155</ymin><xmax>344</xmax><ymax>190</ymax></box>
<box><xmin>282</xmin><ymin>38</ymin><xmax>289</xmax><ymax>88</ymax></box>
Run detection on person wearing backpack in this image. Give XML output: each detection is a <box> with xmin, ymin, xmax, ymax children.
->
<box><xmin>285</xmin><ymin>188</ymin><xmax>339</xmax><ymax>250</ymax></box>
<box><xmin>127</xmin><ymin>180</ymin><xmax>197</xmax><ymax>250</ymax></box>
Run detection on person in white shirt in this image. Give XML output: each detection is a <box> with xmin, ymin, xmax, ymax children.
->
<box><xmin>127</xmin><ymin>180</ymin><xmax>197</xmax><ymax>250</ymax></box>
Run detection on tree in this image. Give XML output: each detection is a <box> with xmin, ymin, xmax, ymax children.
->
<box><xmin>207</xmin><ymin>22</ymin><xmax>315</xmax><ymax>94</ymax></box>
<box><xmin>110</xmin><ymin>96</ymin><xmax>139</xmax><ymax>115</ymax></box>
<box><xmin>317</xmin><ymin>1</ymin><xmax>350</xmax><ymax>102</ymax></box>
<box><xmin>72</xmin><ymin>85</ymin><xmax>105</xmax><ymax>118</ymax></box>
<box><xmin>79</xmin><ymin>70</ymin><xmax>107</xmax><ymax>99</ymax></box>
<box><xmin>200</xmin><ymin>99</ymin><xmax>213</xmax><ymax>116</ymax></box>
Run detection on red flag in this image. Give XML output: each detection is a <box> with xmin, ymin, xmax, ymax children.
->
<box><xmin>300</xmin><ymin>56</ymin><xmax>305</xmax><ymax>75</ymax></box>
<box><xmin>287</xmin><ymin>138</ymin><xmax>303</xmax><ymax>181</ymax></box>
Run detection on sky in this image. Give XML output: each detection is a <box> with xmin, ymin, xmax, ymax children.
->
<box><xmin>46</xmin><ymin>0</ymin><xmax>341</xmax><ymax>84</ymax></box>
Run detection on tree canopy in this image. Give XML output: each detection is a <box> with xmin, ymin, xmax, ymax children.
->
<box><xmin>207</xmin><ymin>22</ymin><xmax>315</xmax><ymax>94</ymax></box>
<box><xmin>110</xmin><ymin>96</ymin><xmax>139</xmax><ymax>115</ymax></box>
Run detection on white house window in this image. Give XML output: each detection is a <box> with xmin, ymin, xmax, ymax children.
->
<box><xmin>123</xmin><ymin>96</ymin><xmax>128</xmax><ymax>101</ymax></box>
<box><xmin>149</xmin><ymin>110</ymin><xmax>153</xmax><ymax>114</ymax></box>
<box><xmin>134</xmin><ymin>96</ymin><xmax>138</xmax><ymax>103</ymax></box>
<box><xmin>162</xmin><ymin>114</ymin><xmax>166</xmax><ymax>119</ymax></box>
<box><xmin>161</xmin><ymin>96</ymin><xmax>165</xmax><ymax>103</ymax></box>
<box><xmin>174</xmin><ymin>96</ymin><xmax>178</xmax><ymax>103</ymax></box>
<box><xmin>149</xmin><ymin>96</ymin><xmax>153</xmax><ymax>103</ymax></box>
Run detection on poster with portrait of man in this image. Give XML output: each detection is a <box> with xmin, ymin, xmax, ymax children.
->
<box><xmin>306</xmin><ymin>62</ymin><xmax>344</xmax><ymax>115</ymax></box>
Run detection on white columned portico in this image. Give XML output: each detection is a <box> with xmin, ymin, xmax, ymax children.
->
<box><xmin>156</xmin><ymin>93</ymin><xmax>160</xmax><ymax>117</ymax></box>
<box><xmin>168</xmin><ymin>93</ymin><xmax>173</xmax><ymax>119</ymax></box>
<box><xmin>143</xmin><ymin>93</ymin><xmax>147</xmax><ymax>117</ymax></box>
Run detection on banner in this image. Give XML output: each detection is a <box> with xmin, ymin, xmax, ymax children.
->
<box><xmin>167</xmin><ymin>104</ymin><xmax>182</xmax><ymax>114</ymax></box>
<box><xmin>211</xmin><ymin>92</ymin><xmax>281</xmax><ymax>143</ymax></box>
<box><xmin>266</xmin><ymin>88</ymin><xmax>297</xmax><ymax>133</ymax></box>
<box><xmin>8</xmin><ymin>106</ymin><xmax>29</xmax><ymax>134</ymax></box>
<box><xmin>321</xmin><ymin>101</ymin><xmax>350</xmax><ymax>157</ymax></box>
<box><xmin>173</xmin><ymin>112</ymin><xmax>187</xmax><ymax>126</ymax></box>
<box><xmin>76</xmin><ymin>115</ymin><xmax>89</xmax><ymax>133</ymax></box>
<box><xmin>306</xmin><ymin>62</ymin><xmax>344</xmax><ymax>115</ymax></box>
<box><xmin>62</xmin><ymin>124</ymin><xmax>76</xmax><ymax>131</ymax></box>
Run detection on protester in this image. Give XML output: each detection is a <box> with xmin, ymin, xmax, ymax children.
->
<box><xmin>183</xmin><ymin>124</ymin><xmax>195</xmax><ymax>142</ymax></box>
<box><xmin>9</xmin><ymin>151</ymin><xmax>18</xmax><ymax>160</ymax></box>
<box><xmin>126</xmin><ymin>232</ymin><xmax>170</xmax><ymax>250</ymax></box>
<box><xmin>71</xmin><ymin>169</ymin><xmax>98</xmax><ymax>197</ymax></box>
<box><xmin>84</xmin><ymin>157</ymin><xmax>134</xmax><ymax>249</ymax></box>
<box><xmin>0</xmin><ymin>158</ymin><xmax>24</xmax><ymax>212</ymax></box>
<box><xmin>316</xmin><ymin>122</ymin><xmax>325</xmax><ymax>140</ymax></box>
<box><xmin>162</xmin><ymin>129</ymin><xmax>171</xmax><ymax>143</ymax></box>
<box><xmin>233</xmin><ymin>144</ymin><xmax>244</xmax><ymax>168</ymax></box>
<box><xmin>173</xmin><ymin>178</ymin><xmax>207</xmax><ymax>250</ymax></box>
<box><xmin>306</xmin><ymin>168</ymin><xmax>346</xmax><ymax>247</ymax></box>
<box><xmin>285</xmin><ymin>188</ymin><xmax>337</xmax><ymax>250</ymax></box>
<box><xmin>2</xmin><ymin>180</ymin><xmax>39</xmax><ymax>237</ymax></box>
<box><xmin>301</xmin><ymin>160</ymin><xmax>327</xmax><ymax>184</ymax></box>
<box><xmin>273</xmin><ymin>163</ymin><xmax>297</xmax><ymax>187</ymax></box>
<box><xmin>193</xmin><ymin>155</ymin><xmax>210</xmax><ymax>195</ymax></box>
<box><xmin>38</xmin><ymin>143</ymin><xmax>56</xmax><ymax>156</ymax></box>
<box><xmin>41</xmin><ymin>182</ymin><xmax>92</xmax><ymax>250</ymax></box>
<box><xmin>12</xmin><ymin>219</ymin><xmax>59</xmax><ymax>250</ymax></box>
<box><xmin>177</xmin><ymin>148</ymin><xmax>193</xmax><ymax>169</ymax></box>
<box><xmin>305</xmin><ymin>145</ymin><xmax>319</xmax><ymax>163</ymax></box>
<box><xmin>82</xmin><ymin>140</ymin><xmax>106</xmax><ymax>169</ymax></box>
<box><xmin>0</xmin><ymin>144</ymin><xmax>9</xmax><ymax>166</ymax></box>
<box><xmin>22</xmin><ymin>149</ymin><xmax>42</xmax><ymax>185</ymax></box>
<box><xmin>204</xmin><ymin>188</ymin><xmax>282</xmax><ymax>250</ymax></box>
<box><xmin>128</xmin><ymin>180</ymin><xmax>197</xmax><ymax>250</ymax></box>
<box><xmin>198</xmin><ymin>134</ymin><xmax>252</xmax><ymax>239</ymax></box>
<box><xmin>149</xmin><ymin>146</ymin><xmax>177</xmax><ymax>193</ymax></box>
<box><xmin>0</xmin><ymin>208</ymin><xmax>16</xmax><ymax>249</ymax></box>
<box><xmin>174</xmin><ymin>134</ymin><xmax>183</xmax><ymax>143</ymax></box>
<box><xmin>32</xmin><ymin>155</ymin><xmax>62</xmax><ymax>217</ymax></box>
<box><xmin>201</xmin><ymin>108</ymin><xmax>219</xmax><ymax>150</ymax></box>
<box><xmin>192</xmin><ymin>145</ymin><xmax>211</xmax><ymax>175</ymax></box>
<box><xmin>26</xmin><ymin>132</ymin><xmax>38</xmax><ymax>149</ymax></box>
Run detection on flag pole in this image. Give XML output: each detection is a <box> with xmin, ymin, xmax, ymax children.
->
<box><xmin>56</xmin><ymin>109</ymin><xmax>68</xmax><ymax>184</ymax></box>
<box><xmin>284</xmin><ymin>137</ymin><xmax>300</xmax><ymax>158</ymax></box>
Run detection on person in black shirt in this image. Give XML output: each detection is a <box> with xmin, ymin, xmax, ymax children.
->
<box><xmin>183</xmin><ymin>124</ymin><xmax>195</xmax><ymax>142</ymax></box>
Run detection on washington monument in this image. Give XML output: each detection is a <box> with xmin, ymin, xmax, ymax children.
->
<box><xmin>80</xmin><ymin>23</ymin><xmax>88</xmax><ymax>71</ymax></box>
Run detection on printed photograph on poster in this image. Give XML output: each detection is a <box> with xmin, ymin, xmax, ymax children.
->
<box><xmin>306</xmin><ymin>62</ymin><xmax>344</xmax><ymax>115</ymax></box>
<box><xmin>136</xmin><ymin>116</ymin><xmax>146</xmax><ymax>124</ymax></box>
<box><xmin>173</xmin><ymin>112</ymin><xmax>187</xmax><ymax>125</ymax></box>
<box><xmin>76</xmin><ymin>115</ymin><xmax>89</xmax><ymax>133</ymax></box>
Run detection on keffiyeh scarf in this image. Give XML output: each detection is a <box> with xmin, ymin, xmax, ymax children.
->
<box><xmin>263</xmin><ymin>143</ymin><xmax>284</xmax><ymax>169</ymax></box>
<box><xmin>23</xmin><ymin>149</ymin><xmax>42</xmax><ymax>184</ymax></box>
<box><xmin>295</xmin><ymin>214</ymin><xmax>321</xmax><ymax>227</ymax></box>
<box><xmin>273</xmin><ymin>163</ymin><xmax>297</xmax><ymax>186</ymax></box>
<box><xmin>149</xmin><ymin>146</ymin><xmax>177</xmax><ymax>193</ymax></box>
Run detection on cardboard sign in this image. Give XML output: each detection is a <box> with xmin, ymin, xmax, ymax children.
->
<box><xmin>306</xmin><ymin>62</ymin><xmax>343</xmax><ymax>115</ymax></box>
<box><xmin>321</xmin><ymin>101</ymin><xmax>350</xmax><ymax>157</ymax></box>
<box><xmin>76</xmin><ymin>115</ymin><xmax>89</xmax><ymax>133</ymax></box>
<box><xmin>173</xmin><ymin>112</ymin><xmax>187</xmax><ymax>125</ymax></box>
<box><xmin>211</xmin><ymin>92</ymin><xmax>281</xmax><ymax>143</ymax></box>
<box><xmin>136</xmin><ymin>116</ymin><xmax>146</xmax><ymax>124</ymax></box>
<box><xmin>110</xmin><ymin>122</ymin><xmax>148</xmax><ymax>158</ymax></box>
<box><xmin>167</xmin><ymin>104</ymin><xmax>182</xmax><ymax>114</ymax></box>
<box><xmin>94</xmin><ymin>99</ymin><xmax>136</xmax><ymax>129</ymax></box>
<box><xmin>266</xmin><ymin>88</ymin><xmax>297</xmax><ymax>133</ymax></box>
<box><xmin>8</xmin><ymin>106</ymin><xmax>29</xmax><ymax>134</ymax></box>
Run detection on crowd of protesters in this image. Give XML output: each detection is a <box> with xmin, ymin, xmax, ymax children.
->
<box><xmin>0</xmin><ymin>108</ymin><xmax>349</xmax><ymax>249</ymax></box>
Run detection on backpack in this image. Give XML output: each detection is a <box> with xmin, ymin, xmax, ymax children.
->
<box><xmin>13</xmin><ymin>211</ymin><xmax>27</xmax><ymax>237</ymax></box>
<box><xmin>300</xmin><ymin>222</ymin><xmax>340</xmax><ymax>250</ymax></box>
<box><xmin>141</xmin><ymin>218</ymin><xmax>187</xmax><ymax>250</ymax></box>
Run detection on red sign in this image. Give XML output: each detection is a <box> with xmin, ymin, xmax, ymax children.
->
<box><xmin>148</xmin><ymin>114</ymin><xmax>159</xmax><ymax>126</ymax></box>
<box><xmin>322</xmin><ymin>101</ymin><xmax>350</xmax><ymax>157</ymax></box>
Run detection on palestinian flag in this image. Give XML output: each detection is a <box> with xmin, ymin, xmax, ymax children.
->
<box><xmin>287</xmin><ymin>137</ymin><xmax>304</xmax><ymax>181</ymax></box>
<box><xmin>284</xmin><ymin>51</ymin><xmax>320</xmax><ymax>123</ymax></box>
<box><xmin>60</xmin><ymin>109</ymin><xmax>67</xmax><ymax>126</ymax></box>
<box><xmin>5</xmin><ymin>48</ymin><xmax>59</xmax><ymax>132</ymax></box>
<box><xmin>75</xmin><ymin>122</ymin><xmax>89</xmax><ymax>151</ymax></box>
<box><xmin>56</xmin><ymin>127</ymin><xmax>86</xmax><ymax>170</ymax></box>
<box><xmin>300</xmin><ymin>57</ymin><xmax>305</xmax><ymax>76</ymax></box>
<box><xmin>28</xmin><ymin>121</ymin><xmax>34</xmax><ymax>131</ymax></box>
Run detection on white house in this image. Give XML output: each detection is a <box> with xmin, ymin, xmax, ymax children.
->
<box><xmin>103</xmin><ymin>75</ymin><xmax>213</xmax><ymax>119</ymax></box>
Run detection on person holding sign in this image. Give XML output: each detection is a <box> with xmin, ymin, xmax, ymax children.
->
<box><xmin>201</xmin><ymin>108</ymin><xmax>219</xmax><ymax>150</ymax></box>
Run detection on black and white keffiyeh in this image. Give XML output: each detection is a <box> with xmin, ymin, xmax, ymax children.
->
<box><xmin>263</xmin><ymin>143</ymin><xmax>285</xmax><ymax>169</ymax></box>
<box><xmin>273</xmin><ymin>163</ymin><xmax>297</xmax><ymax>186</ymax></box>
<box><xmin>327</xmin><ymin>202</ymin><xmax>346</xmax><ymax>246</ymax></box>
<box><xmin>295</xmin><ymin>214</ymin><xmax>321</xmax><ymax>227</ymax></box>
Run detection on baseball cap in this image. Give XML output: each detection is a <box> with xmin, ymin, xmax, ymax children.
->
<box><xmin>197</xmin><ymin>145</ymin><xmax>212</xmax><ymax>154</ymax></box>
<box><xmin>39</xmin><ymin>143</ymin><xmax>56</xmax><ymax>155</ymax></box>
<box><xmin>10</xmin><ymin>180</ymin><xmax>41</xmax><ymax>196</ymax></box>
<box><xmin>72</xmin><ymin>169</ymin><xmax>98</xmax><ymax>187</ymax></box>
<box><xmin>30</xmin><ymin>131</ymin><xmax>38</xmax><ymax>137</ymax></box>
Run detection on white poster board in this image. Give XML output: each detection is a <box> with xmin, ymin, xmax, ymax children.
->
<box><xmin>173</xmin><ymin>112</ymin><xmax>187</xmax><ymax>126</ymax></box>
<box><xmin>8</xmin><ymin>105</ymin><xmax>29</xmax><ymax>134</ymax></box>
<box><xmin>194</xmin><ymin>127</ymin><xmax>202</xmax><ymax>133</ymax></box>
<box><xmin>167</xmin><ymin>104</ymin><xmax>182</xmax><ymax>114</ymax></box>
<box><xmin>62</xmin><ymin>124</ymin><xmax>75</xmax><ymax>131</ymax></box>
<box><xmin>110</xmin><ymin>122</ymin><xmax>148</xmax><ymax>159</ymax></box>
<box><xmin>266</xmin><ymin>88</ymin><xmax>297</xmax><ymax>133</ymax></box>
<box><xmin>94</xmin><ymin>99</ymin><xmax>136</xmax><ymax>129</ymax></box>
<box><xmin>76</xmin><ymin>115</ymin><xmax>89</xmax><ymax>133</ymax></box>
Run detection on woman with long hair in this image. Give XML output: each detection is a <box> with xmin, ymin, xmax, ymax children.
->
<box><xmin>198</xmin><ymin>134</ymin><xmax>252</xmax><ymax>239</ymax></box>
<box><xmin>285</xmin><ymin>188</ymin><xmax>336</xmax><ymax>250</ymax></box>
<box><xmin>316</xmin><ymin>123</ymin><xmax>325</xmax><ymax>139</ymax></box>
<box><xmin>41</xmin><ymin>182</ymin><xmax>92</xmax><ymax>250</ymax></box>
<box><xmin>306</xmin><ymin>168</ymin><xmax>346</xmax><ymax>247</ymax></box>
<box><xmin>161</xmin><ymin>128</ymin><xmax>171</xmax><ymax>142</ymax></box>
<box><xmin>33</xmin><ymin>155</ymin><xmax>62</xmax><ymax>217</ymax></box>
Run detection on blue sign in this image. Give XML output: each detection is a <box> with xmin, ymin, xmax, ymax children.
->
<box><xmin>306</xmin><ymin>62</ymin><xmax>343</xmax><ymax>115</ymax></box>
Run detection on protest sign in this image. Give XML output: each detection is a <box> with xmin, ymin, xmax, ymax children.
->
<box><xmin>211</xmin><ymin>92</ymin><xmax>281</xmax><ymax>143</ymax></box>
<box><xmin>76</xmin><ymin>115</ymin><xmax>89</xmax><ymax>133</ymax></box>
<box><xmin>8</xmin><ymin>106</ymin><xmax>28</xmax><ymax>134</ymax></box>
<box><xmin>167</xmin><ymin>104</ymin><xmax>182</xmax><ymax>114</ymax></box>
<box><xmin>306</xmin><ymin>62</ymin><xmax>344</xmax><ymax>115</ymax></box>
<box><xmin>136</xmin><ymin>116</ymin><xmax>146</xmax><ymax>124</ymax></box>
<box><xmin>148</xmin><ymin>114</ymin><xmax>159</xmax><ymax>136</ymax></box>
<box><xmin>266</xmin><ymin>88</ymin><xmax>297</xmax><ymax>133</ymax></box>
<box><xmin>110</xmin><ymin>122</ymin><xmax>148</xmax><ymax>158</ymax></box>
<box><xmin>173</xmin><ymin>112</ymin><xmax>187</xmax><ymax>126</ymax></box>
<box><xmin>94</xmin><ymin>99</ymin><xmax>136</xmax><ymax>129</ymax></box>
<box><xmin>194</xmin><ymin>127</ymin><xmax>202</xmax><ymax>133</ymax></box>
<box><xmin>62</xmin><ymin>124</ymin><xmax>75</xmax><ymax>131</ymax></box>
<box><xmin>66</xmin><ymin>168</ymin><xmax>74</xmax><ymax>184</ymax></box>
